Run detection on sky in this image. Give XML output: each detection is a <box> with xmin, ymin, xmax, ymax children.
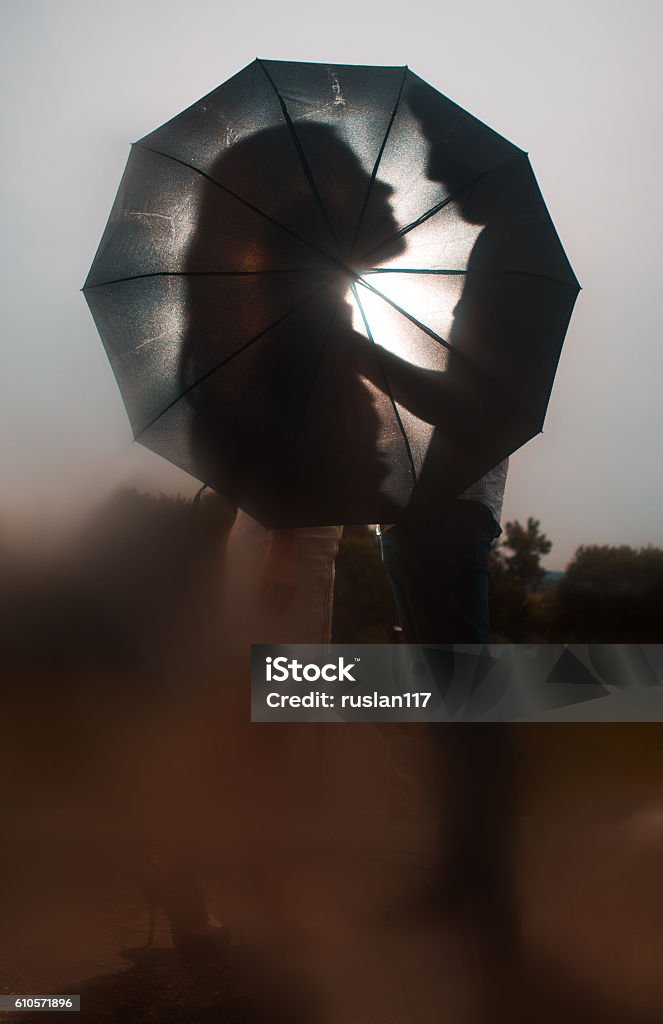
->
<box><xmin>1</xmin><ymin>0</ymin><xmax>661</xmax><ymax>568</ymax></box>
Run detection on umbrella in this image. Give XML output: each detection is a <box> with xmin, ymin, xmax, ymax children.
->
<box><xmin>84</xmin><ymin>59</ymin><xmax>579</xmax><ymax>527</ymax></box>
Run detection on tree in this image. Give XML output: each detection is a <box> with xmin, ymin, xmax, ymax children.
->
<box><xmin>487</xmin><ymin>550</ymin><xmax>531</xmax><ymax>640</ymax></box>
<box><xmin>549</xmin><ymin>544</ymin><xmax>663</xmax><ymax>642</ymax></box>
<box><xmin>498</xmin><ymin>517</ymin><xmax>552</xmax><ymax>593</ymax></box>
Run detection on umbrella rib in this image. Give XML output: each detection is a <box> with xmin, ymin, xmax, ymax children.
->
<box><xmin>364</xmin><ymin>268</ymin><xmax>469</xmax><ymax>276</ymax></box>
<box><xmin>350</xmin><ymin>66</ymin><xmax>408</xmax><ymax>256</ymax></box>
<box><xmin>351</xmin><ymin>282</ymin><xmax>418</xmax><ymax>488</ymax></box>
<box><xmin>357</xmin><ymin>276</ymin><xmax>452</xmax><ymax>353</ymax></box>
<box><xmin>85</xmin><ymin>268</ymin><xmax>580</xmax><ymax>291</ymax></box>
<box><xmin>362</xmin><ymin>267</ymin><xmax>580</xmax><ymax>287</ymax></box>
<box><xmin>133</xmin><ymin>142</ymin><xmax>343</xmax><ymax>270</ymax></box>
<box><xmin>133</xmin><ymin>283</ymin><xmax>328</xmax><ymax>442</ymax></box>
<box><xmin>360</xmin><ymin>268</ymin><xmax>582</xmax><ymax>288</ymax></box>
<box><xmin>84</xmin><ymin>269</ymin><xmax>333</xmax><ymax>290</ymax></box>
<box><xmin>355</xmin><ymin>275</ymin><xmax>541</xmax><ymax>432</ymax></box>
<box><xmin>256</xmin><ymin>58</ymin><xmax>343</xmax><ymax>258</ymax></box>
<box><xmin>358</xmin><ymin>150</ymin><xmax>529</xmax><ymax>263</ymax></box>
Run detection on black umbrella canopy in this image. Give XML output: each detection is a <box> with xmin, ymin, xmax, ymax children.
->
<box><xmin>84</xmin><ymin>59</ymin><xmax>579</xmax><ymax>527</ymax></box>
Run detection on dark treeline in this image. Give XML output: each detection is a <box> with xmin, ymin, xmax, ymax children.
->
<box><xmin>0</xmin><ymin>490</ymin><xmax>661</xmax><ymax>680</ymax></box>
<box><xmin>335</xmin><ymin>518</ymin><xmax>663</xmax><ymax>644</ymax></box>
<box><xmin>488</xmin><ymin>517</ymin><xmax>663</xmax><ymax>643</ymax></box>
<box><xmin>548</xmin><ymin>545</ymin><xmax>663</xmax><ymax>642</ymax></box>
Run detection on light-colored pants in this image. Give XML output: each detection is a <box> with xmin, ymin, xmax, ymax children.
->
<box><xmin>223</xmin><ymin>511</ymin><xmax>343</xmax><ymax>646</ymax></box>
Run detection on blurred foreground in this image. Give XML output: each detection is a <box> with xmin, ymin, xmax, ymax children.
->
<box><xmin>1</xmin><ymin>490</ymin><xmax>663</xmax><ymax>1022</ymax></box>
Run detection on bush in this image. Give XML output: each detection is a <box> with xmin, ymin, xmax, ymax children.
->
<box><xmin>549</xmin><ymin>545</ymin><xmax>663</xmax><ymax>642</ymax></box>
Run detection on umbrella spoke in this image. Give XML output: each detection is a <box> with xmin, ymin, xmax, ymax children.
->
<box><xmin>364</xmin><ymin>268</ymin><xmax>469</xmax><ymax>276</ymax></box>
<box><xmin>356</xmin><ymin>275</ymin><xmax>541</xmax><ymax>433</ymax></box>
<box><xmin>84</xmin><ymin>269</ymin><xmax>335</xmax><ymax>290</ymax></box>
<box><xmin>359</xmin><ymin>150</ymin><xmax>528</xmax><ymax>265</ymax></box>
<box><xmin>257</xmin><ymin>59</ymin><xmax>343</xmax><ymax>259</ymax></box>
<box><xmin>363</xmin><ymin>268</ymin><xmax>580</xmax><ymax>287</ymax></box>
<box><xmin>350</xmin><ymin>67</ymin><xmax>408</xmax><ymax>256</ymax></box>
<box><xmin>135</xmin><ymin>142</ymin><xmax>343</xmax><ymax>271</ymax></box>
<box><xmin>358</xmin><ymin>275</ymin><xmax>452</xmax><ymax>352</ymax></box>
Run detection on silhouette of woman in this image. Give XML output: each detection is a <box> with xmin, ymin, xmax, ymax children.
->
<box><xmin>169</xmin><ymin>125</ymin><xmax>414</xmax><ymax>948</ymax></box>
<box><xmin>180</xmin><ymin>121</ymin><xmax>406</xmax><ymax>643</ymax></box>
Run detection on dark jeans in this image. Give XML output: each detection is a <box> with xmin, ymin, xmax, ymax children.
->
<box><xmin>379</xmin><ymin>500</ymin><xmax>497</xmax><ymax>644</ymax></box>
<box><xmin>381</xmin><ymin>503</ymin><xmax>517</xmax><ymax>939</ymax></box>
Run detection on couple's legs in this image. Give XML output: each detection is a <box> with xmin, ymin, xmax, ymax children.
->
<box><xmin>225</xmin><ymin>513</ymin><xmax>342</xmax><ymax>645</ymax></box>
<box><xmin>379</xmin><ymin>500</ymin><xmax>494</xmax><ymax>646</ymax></box>
<box><xmin>380</xmin><ymin>502</ymin><xmax>518</xmax><ymax>944</ymax></box>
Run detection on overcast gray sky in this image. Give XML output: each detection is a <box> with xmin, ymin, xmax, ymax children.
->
<box><xmin>1</xmin><ymin>0</ymin><xmax>661</xmax><ymax>568</ymax></box>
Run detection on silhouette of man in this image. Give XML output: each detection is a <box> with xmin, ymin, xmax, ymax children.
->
<box><xmin>371</xmin><ymin>83</ymin><xmax>519</xmax><ymax>952</ymax></box>
<box><xmin>376</xmin><ymin>83</ymin><xmax>509</xmax><ymax>647</ymax></box>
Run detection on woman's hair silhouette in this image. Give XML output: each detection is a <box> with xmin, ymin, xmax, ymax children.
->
<box><xmin>180</xmin><ymin>121</ymin><xmax>409</xmax><ymax>526</ymax></box>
